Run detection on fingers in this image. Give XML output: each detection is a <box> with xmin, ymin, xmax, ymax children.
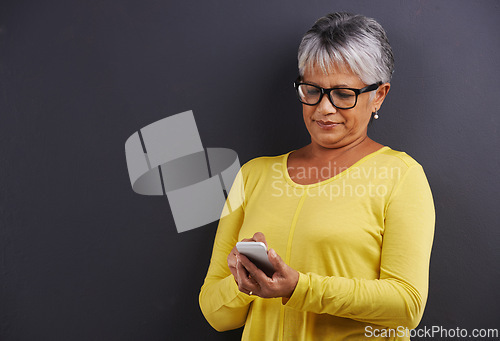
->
<box><xmin>267</xmin><ymin>248</ymin><xmax>285</xmax><ymax>273</ymax></box>
<box><xmin>230</xmin><ymin>235</ymin><xmax>260</xmax><ymax>272</ymax></box>
<box><xmin>235</xmin><ymin>248</ymin><xmax>299</xmax><ymax>299</ymax></box>
<box><xmin>251</xmin><ymin>232</ymin><xmax>268</xmax><ymax>248</ymax></box>
<box><xmin>240</xmin><ymin>237</ymin><xmax>254</xmax><ymax>243</ymax></box>
<box><xmin>232</xmin><ymin>232</ymin><xmax>270</xmax><ymax>296</ymax></box>
<box><xmin>267</xmin><ymin>249</ymin><xmax>300</xmax><ymax>298</ymax></box>
<box><xmin>236</xmin><ymin>255</ymin><xmax>260</xmax><ymax>294</ymax></box>
<box><xmin>239</xmin><ymin>232</ymin><xmax>267</xmax><ymax>247</ymax></box>
<box><xmin>227</xmin><ymin>247</ymin><xmax>239</xmax><ymax>268</ymax></box>
<box><xmin>239</xmin><ymin>254</ymin><xmax>269</xmax><ymax>285</ymax></box>
<box><xmin>230</xmin><ymin>235</ymin><xmax>265</xmax><ymax>288</ymax></box>
<box><xmin>228</xmin><ymin>245</ymin><xmax>244</xmax><ymax>281</ymax></box>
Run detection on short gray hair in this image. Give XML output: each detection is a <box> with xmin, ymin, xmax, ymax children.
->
<box><xmin>298</xmin><ymin>12</ymin><xmax>394</xmax><ymax>84</ymax></box>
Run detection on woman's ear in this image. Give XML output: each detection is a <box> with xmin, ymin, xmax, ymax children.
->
<box><xmin>372</xmin><ymin>82</ymin><xmax>391</xmax><ymax>111</ymax></box>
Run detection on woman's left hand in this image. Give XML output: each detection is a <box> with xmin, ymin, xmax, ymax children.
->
<box><xmin>236</xmin><ymin>247</ymin><xmax>299</xmax><ymax>300</ymax></box>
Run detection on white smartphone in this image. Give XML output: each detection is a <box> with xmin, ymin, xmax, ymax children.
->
<box><xmin>236</xmin><ymin>242</ymin><xmax>275</xmax><ymax>277</ymax></box>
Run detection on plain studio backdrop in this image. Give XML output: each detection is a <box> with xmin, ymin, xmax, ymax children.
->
<box><xmin>0</xmin><ymin>1</ymin><xmax>499</xmax><ymax>340</ymax></box>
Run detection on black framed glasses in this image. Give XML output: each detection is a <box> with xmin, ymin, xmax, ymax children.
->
<box><xmin>294</xmin><ymin>79</ymin><xmax>382</xmax><ymax>109</ymax></box>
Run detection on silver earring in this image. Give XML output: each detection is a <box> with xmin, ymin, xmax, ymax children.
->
<box><xmin>373</xmin><ymin>109</ymin><xmax>379</xmax><ymax>120</ymax></box>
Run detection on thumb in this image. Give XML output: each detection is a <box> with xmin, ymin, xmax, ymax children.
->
<box><xmin>268</xmin><ymin>249</ymin><xmax>286</xmax><ymax>272</ymax></box>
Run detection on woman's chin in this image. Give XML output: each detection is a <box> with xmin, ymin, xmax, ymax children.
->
<box><xmin>309</xmin><ymin>131</ymin><xmax>346</xmax><ymax>147</ymax></box>
<box><xmin>311</xmin><ymin>138</ymin><xmax>346</xmax><ymax>149</ymax></box>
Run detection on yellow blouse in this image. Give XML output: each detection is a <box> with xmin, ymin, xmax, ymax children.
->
<box><xmin>199</xmin><ymin>146</ymin><xmax>435</xmax><ymax>340</ymax></box>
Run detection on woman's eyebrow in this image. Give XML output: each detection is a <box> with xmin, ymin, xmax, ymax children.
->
<box><xmin>302</xmin><ymin>80</ymin><xmax>350</xmax><ymax>88</ymax></box>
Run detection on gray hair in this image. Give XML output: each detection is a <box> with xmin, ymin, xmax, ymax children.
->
<box><xmin>298</xmin><ymin>12</ymin><xmax>394</xmax><ymax>84</ymax></box>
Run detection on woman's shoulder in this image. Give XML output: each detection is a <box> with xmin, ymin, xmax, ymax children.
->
<box><xmin>376</xmin><ymin>146</ymin><xmax>423</xmax><ymax>170</ymax></box>
<box><xmin>240</xmin><ymin>151</ymin><xmax>290</xmax><ymax>172</ymax></box>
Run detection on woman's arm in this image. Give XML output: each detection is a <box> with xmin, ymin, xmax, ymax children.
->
<box><xmin>199</xmin><ymin>169</ymin><xmax>255</xmax><ymax>332</ymax></box>
<box><xmin>283</xmin><ymin>164</ymin><xmax>435</xmax><ymax>329</ymax></box>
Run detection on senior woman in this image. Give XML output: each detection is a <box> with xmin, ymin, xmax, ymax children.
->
<box><xmin>199</xmin><ymin>12</ymin><xmax>434</xmax><ymax>341</ymax></box>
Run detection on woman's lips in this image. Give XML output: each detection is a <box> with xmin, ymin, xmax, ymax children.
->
<box><xmin>316</xmin><ymin>120</ymin><xmax>341</xmax><ymax>129</ymax></box>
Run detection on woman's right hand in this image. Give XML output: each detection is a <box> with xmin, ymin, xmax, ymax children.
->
<box><xmin>227</xmin><ymin>232</ymin><xmax>268</xmax><ymax>285</ymax></box>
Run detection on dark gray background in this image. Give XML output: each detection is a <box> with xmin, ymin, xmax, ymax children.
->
<box><xmin>1</xmin><ymin>0</ymin><xmax>499</xmax><ymax>340</ymax></box>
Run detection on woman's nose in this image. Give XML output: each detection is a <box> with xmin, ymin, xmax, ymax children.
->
<box><xmin>316</xmin><ymin>94</ymin><xmax>337</xmax><ymax>115</ymax></box>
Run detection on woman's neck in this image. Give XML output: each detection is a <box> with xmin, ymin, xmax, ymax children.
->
<box><xmin>306</xmin><ymin>135</ymin><xmax>374</xmax><ymax>163</ymax></box>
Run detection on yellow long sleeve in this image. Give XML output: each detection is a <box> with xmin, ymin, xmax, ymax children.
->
<box><xmin>199</xmin><ymin>147</ymin><xmax>435</xmax><ymax>340</ymax></box>
<box><xmin>285</xmin><ymin>165</ymin><xmax>435</xmax><ymax>329</ymax></box>
<box><xmin>199</xmin><ymin>168</ymin><xmax>255</xmax><ymax>331</ymax></box>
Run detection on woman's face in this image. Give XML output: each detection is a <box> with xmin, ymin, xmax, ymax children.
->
<box><xmin>301</xmin><ymin>64</ymin><xmax>389</xmax><ymax>150</ymax></box>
